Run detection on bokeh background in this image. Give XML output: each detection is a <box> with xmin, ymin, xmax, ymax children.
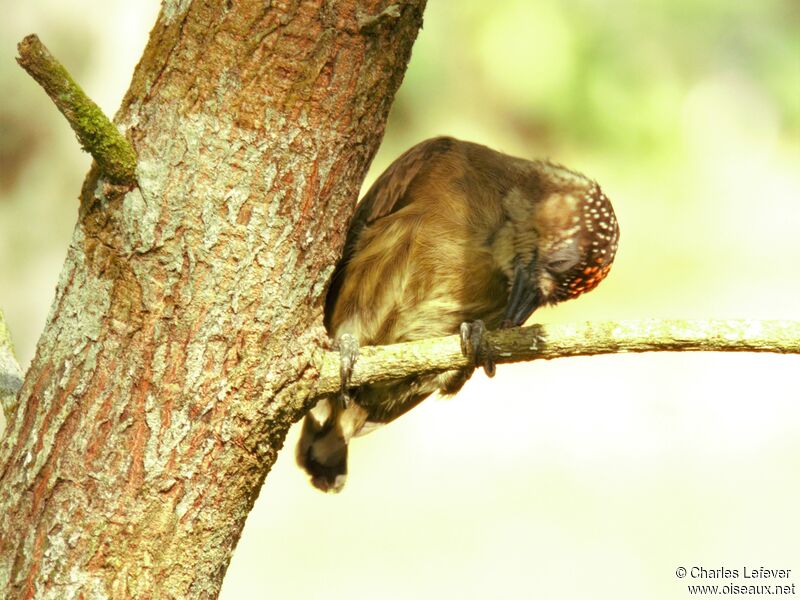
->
<box><xmin>2</xmin><ymin>1</ymin><xmax>799</xmax><ymax>598</ymax></box>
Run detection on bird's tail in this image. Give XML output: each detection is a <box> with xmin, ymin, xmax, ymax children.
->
<box><xmin>296</xmin><ymin>397</ymin><xmax>367</xmax><ymax>493</ymax></box>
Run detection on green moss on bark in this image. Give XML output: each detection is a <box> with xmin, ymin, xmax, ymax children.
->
<box><xmin>17</xmin><ymin>34</ymin><xmax>137</xmax><ymax>184</ymax></box>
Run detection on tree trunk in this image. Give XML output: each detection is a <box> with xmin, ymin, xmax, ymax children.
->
<box><xmin>0</xmin><ymin>1</ymin><xmax>426</xmax><ymax>597</ymax></box>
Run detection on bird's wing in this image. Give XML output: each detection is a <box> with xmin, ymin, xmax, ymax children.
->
<box><xmin>324</xmin><ymin>137</ymin><xmax>457</xmax><ymax>329</ymax></box>
<box><xmin>355</xmin><ymin>136</ymin><xmax>456</xmax><ymax>225</ymax></box>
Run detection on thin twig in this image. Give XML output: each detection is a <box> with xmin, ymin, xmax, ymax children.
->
<box><xmin>312</xmin><ymin>318</ymin><xmax>800</xmax><ymax>396</ymax></box>
<box><xmin>0</xmin><ymin>309</ymin><xmax>23</xmax><ymax>423</ymax></box>
<box><xmin>16</xmin><ymin>34</ymin><xmax>137</xmax><ymax>185</ymax></box>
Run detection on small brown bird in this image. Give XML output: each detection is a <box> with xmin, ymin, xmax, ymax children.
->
<box><xmin>297</xmin><ymin>137</ymin><xmax>619</xmax><ymax>492</ymax></box>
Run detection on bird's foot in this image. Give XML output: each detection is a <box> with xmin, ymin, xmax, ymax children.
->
<box><xmin>459</xmin><ymin>320</ymin><xmax>496</xmax><ymax>378</ymax></box>
<box><xmin>336</xmin><ymin>333</ymin><xmax>360</xmax><ymax>408</ymax></box>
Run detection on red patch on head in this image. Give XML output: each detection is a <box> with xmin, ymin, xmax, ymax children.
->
<box><xmin>566</xmin><ymin>264</ymin><xmax>612</xmax><ymax>299</ymax></box>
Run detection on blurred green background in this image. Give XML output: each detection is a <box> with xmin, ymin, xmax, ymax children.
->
<box><xmin>2</xmin><ymin>1</ymin><xmax>799</xmax><ymax>598</ymax></box>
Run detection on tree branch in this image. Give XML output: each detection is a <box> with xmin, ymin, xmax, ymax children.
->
<box><xmin>0</xmin><ymin>309</ymin><xmax>23</xmax><ymax>424</ymax></box>
<box><xmin>16</xmin><ymin>34</ymin><xmax>137</xmax><ymax>185</ymax></box>
<box><xmin>313</xmin><ymin>319</ymin><xmax>800</xmax><ymax>395</ymax></box>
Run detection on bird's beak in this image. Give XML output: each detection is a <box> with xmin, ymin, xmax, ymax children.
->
<box><xmin>502</xmin><ymin>266</ymin><xmax>542</xmax><ymax>328</ymax></box>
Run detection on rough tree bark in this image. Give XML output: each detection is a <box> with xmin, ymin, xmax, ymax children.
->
<box><xmin>0</xmin><ymin>1</ymin><xmax>426</xmax><ymax>598</ymax></box>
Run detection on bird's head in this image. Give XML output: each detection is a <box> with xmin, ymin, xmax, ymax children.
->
<box><xmin>496</xmin><ymin>163</ymin><xmax>619</xmax><ymax>326</ymax></box>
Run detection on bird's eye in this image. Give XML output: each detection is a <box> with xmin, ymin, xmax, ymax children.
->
<box><xmin>547</xmin><ymin>256</ymin><xmax>578</xmax><ymax>273</ymax></box>
<box><xmin>546</xmin><ymin>240</ymin><xmax>580</xmax><ymax>273</ymax></box>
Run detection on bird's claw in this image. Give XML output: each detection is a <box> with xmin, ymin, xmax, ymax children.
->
<box><xmin>337</xmin><ymin>333</ymin><xmax>360</xmax><ymax>408</ymax></box>
<box><xmin>459</xmin><ymin>320</ymin><xmax>496</xmax><ymax>378</ymax></box>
